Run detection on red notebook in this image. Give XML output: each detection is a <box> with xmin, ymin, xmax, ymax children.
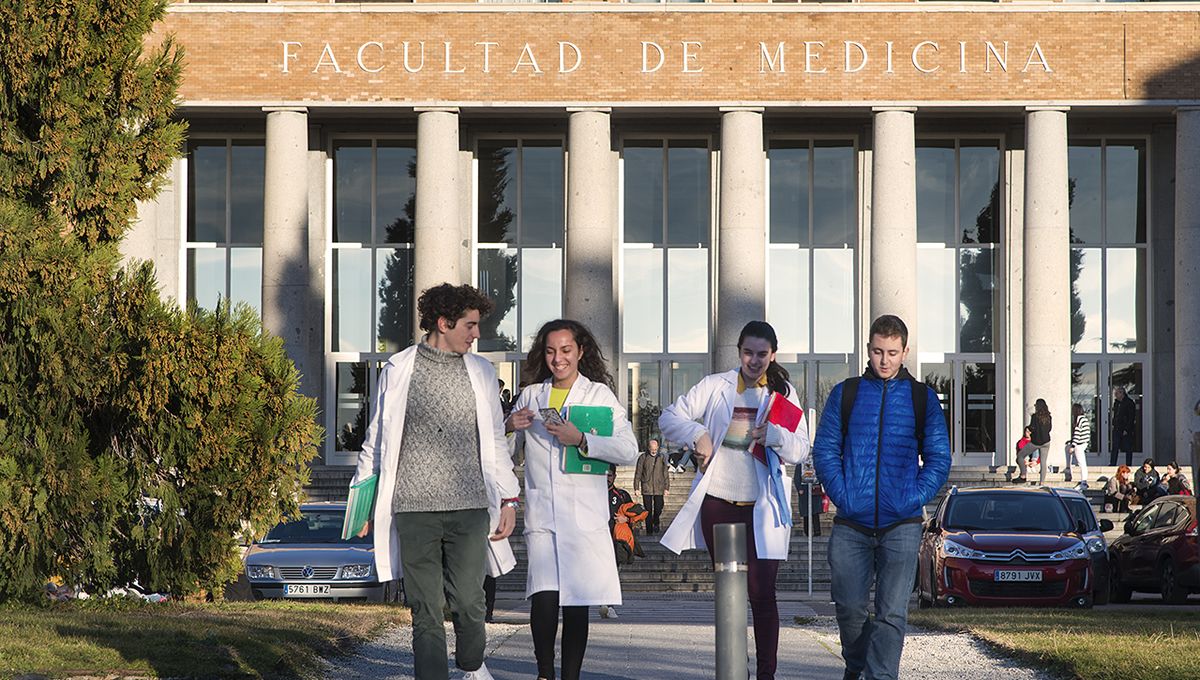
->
<box><xmin>749</xmin><ymin>392</ymin><xmax>805</xmax><ymax>465</ymax></box>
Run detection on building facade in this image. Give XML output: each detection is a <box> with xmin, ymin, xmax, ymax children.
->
<box><xmin>125</xmin><ymin>1</ymin><xmax>1200</xmax><ymax>470</ymax></box>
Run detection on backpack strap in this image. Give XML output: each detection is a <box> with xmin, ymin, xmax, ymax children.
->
<box><xmin>839</xmin><ymin>377</ymin><xmax>861</xmax><ymax>444</ymax></box>
<box><xmin>909</xmin><ymin>377</ymin><xmax>928</xmax><ymax>456</ymax></box>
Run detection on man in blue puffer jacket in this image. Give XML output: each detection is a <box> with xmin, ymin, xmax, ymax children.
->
<box><xmin>812</xmin><ymin>315</ymin><xmax>951</xmax><ymax>680</ymax></box>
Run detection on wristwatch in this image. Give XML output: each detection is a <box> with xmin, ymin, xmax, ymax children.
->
<box><xmin>578</xmin><ymin>433</ymin><xmax>589</xmax><ymax>455</ymax></box>
<box><xmin>502</xmin><ymin>498</ymin><xmax>521</xmax><ymax>510</ymax></box>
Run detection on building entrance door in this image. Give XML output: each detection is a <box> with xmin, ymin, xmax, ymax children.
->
<box><xmin>1071</xmin><ymin>359</ymin><xmax>1146</xmax><ymax>465</ymax></box>
<box><xmin>921</xmin><ymin>359</ymin><xmax>1000</xmax><ymax>466</ymax></box>
<box><xmin>622</xmin><ymin>358</ymin><xmax>708</xmax><ymax>453</ymax></box>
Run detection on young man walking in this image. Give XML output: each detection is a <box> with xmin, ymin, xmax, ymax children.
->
<box><xmin>811</xmin><ymin>315</ymin><xmax>952</xmax><ymax>680</ymax></box>
<box><xmin>633</xmin><ymin>438</ymin><xmax>669</xmax><ymax>534</ymax></box>
<box><xmin>351</xmin><ymin>283</ymin><xmax>520</xmax><ymax>680</ymax></box>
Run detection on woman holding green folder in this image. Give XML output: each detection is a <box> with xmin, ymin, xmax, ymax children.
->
<box><xmin>506</xmin><ymin>319</ymin><xmax>639</xmax><ymax>680</ymax></box>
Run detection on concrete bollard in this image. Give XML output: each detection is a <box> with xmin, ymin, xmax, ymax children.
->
<box><xmin>713</xmin><ymin>522</ymin><xmax>749</xmax><ymax>680</ymax></box>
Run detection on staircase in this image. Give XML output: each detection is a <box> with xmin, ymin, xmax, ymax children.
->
<box><xmin>303</xmin><ymin>462</ymin><xmax>1130</xmax><ymax>593</ymax></box>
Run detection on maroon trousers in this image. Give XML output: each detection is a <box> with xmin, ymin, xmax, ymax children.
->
<box><xmin>699</xmin><ymin>494</ymin><xmax>781</xmax><ymax>680</ymax></box>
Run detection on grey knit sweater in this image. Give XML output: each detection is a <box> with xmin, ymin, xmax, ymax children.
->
<box><xmin>391</xmin><ymin>342</ymin><xmax>489</xmax><ymax>513</ymax></box>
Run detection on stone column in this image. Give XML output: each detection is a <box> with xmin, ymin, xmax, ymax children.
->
<box><xmin>1176</xmin><ymin>108</ymin><xmax>1200</xmax><ymax>465</ymax></box>
<box><xmin>870</xmin><ymin>107</ymin><xmax>919</xmax><ymax>359</ymax></box>
<box><xmin>262</xmin><ymin>107</ymin><xmax>313</xmax><ymax>392</ymax></box>
<box><xmin>716</xmin><ymin>107</ymin><xmax>766</xmax><ymax>370</ymax></box>
<box><xmin>1022</xmin><ymin>106</ymin><xmax>1072</xmax><ymax>467</ymax></box>
<box><xmin>415</xmin><ymin>107</ymin><xmax>463</xmax><ymax>310</ymax></box>
<box><xmin>566</xmin><ymin>108</ymin><xmax>617</xmax><ymax>362</ymax></box>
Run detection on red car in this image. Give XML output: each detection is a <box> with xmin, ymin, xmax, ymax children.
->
<box><xmin>1107</xmin><ymin>495</ymin><xmax>1199</xmax><ymax>604</ymax></box>
<box><xmin>917</xmin><ymin>487</ymin><xmax>1094</xmax><ymax>608</ymax></box>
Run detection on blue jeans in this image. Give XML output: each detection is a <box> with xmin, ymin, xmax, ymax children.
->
<box><xmin>828</xmin><ymin>521</ymin><xmax>922</xmax><ymax>680</ymax></box>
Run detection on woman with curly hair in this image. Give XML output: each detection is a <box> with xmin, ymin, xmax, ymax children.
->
<box><xmin>505</xmin><ymin>319</ymin><xmax>639</xmax><ymax>680</ymax></box>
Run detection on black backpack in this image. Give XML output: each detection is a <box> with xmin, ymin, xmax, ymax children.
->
<box><xmin>839</xmin><ymin>376</ymin><xmax>929</xmax><ymax>455</ymax></box>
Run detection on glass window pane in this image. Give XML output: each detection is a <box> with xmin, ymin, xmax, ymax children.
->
<box><xmin>921</xmin><ymin>362</ymin><xmax>954</xmax><ymax>444</ymax></box>
<box><xmin>230</xmin><ymin>143</ymin><xmax>264</xmax><ymax>244</ymax></box>
<box><xmin>187</xmin><ymin>248</ymin><xmax>225</xmax><ymax>312</ymax></box>
<box><xmin>624</xmin><ymin>144</ymin><xmax>664</xmax><ymax>245</ymax></box>
<box><xmin>333</xmin><ymin>249</ymin><xmax>372</xmax><ymax>352</ymax></box>
<box><xmin>963</xmin><ymin>363</ymin><xmax>996</xmax><ymax>454</ymax></box>
<box><xmin>768</xmin><ymin>248</ymin><xmax>810</xmax><ymax>354</ymax></box>
<box><xmin>916</xmin><ymin>142</ymin><xmax>955</xmax><ymax>244</ymax></box>
<box><xmin>1068</xmin><ymin>143</ymin><xmax>1102</xmax><ymax>245</ymax></box>
<box><xmin>376</xmin><ymin>248</ymin><xmax>414</xmax><ymax>353</ymax></box>
<box><xmin>520</xmin><ymin>247</ymin><xmax>563</xmax><ymax>353</ymax></box>
<box><xmin>1110</xmin><ymin>362</ymin><xmax>1143</xmax><ymax>453</ymax></box>
<box><xmin>623</xmin><ymin>248</ymin><xmax>664</xmax><ymax>353</ymax></box>
<box><xmin>959</xmin><ymin>248</ymin><xmax>997</xmax><ymax>353</ymax></box>
<box><xmin>959</xmin><ymin>144</ymin><xmax>1000</xmax><ymax>244</ymax></box>
<box><xmin>335</xmin><ymin>362</ymin><xmax>369</xmax><ymax>453</ymax></box>
<box><xmin>769</xmin><ymin>143</ymin><xmax>808</xmax><ymax>245</ymax></box>
<box><xmin>1071</xmin><ymin>247</ymin><xmax>1103</xmax><ymax>352</ymax></box>
<box><xmin>522</xmin><ymin>143</ymin><xmax>565</xmax><ymax>247</ymax></box>
<box><xmin>627</xmin><ymin>361</ymin><xmax>662</xmax><ymax>448</ymax></box>
<box><xmin>1106</xmin><ymin>142</ymin><xmax>1147</xmax><ymax>245</ymax></box>
<box><xmin>1071</xmin><ymin>361</ymin><xmax>1100</xmax><ymax>454</ymax></box>
<box><xmin>1105</xmin><ymin>248</ymin><xmax>1145</xmax><ymax>353</ymax></box>
<box><xmin>229</xmin><ymin>247</ymin><xmax>262</xmax><ymax>317</ymax></box>
<box><xmin>478</xmin><ymin>141</ymin><xmax>518</xmax><ymax>245</ymax></box>
<box><xmin>188</xmin><ymin>144</ymin><xmax>226</xmax><ymax>243</ymax></box>
<box><xmin>813</xmin><ymin>249</ymin><xmax>855</xmax><ymax>353</ymax></box>
<box><xmin>667</xmin><ymin>143</ymin><xmax>710</xmax><ymax>246</ymax></box>
<box><xmin>813</xmin><ymin>143</ymin><xmax>856</xmax><ymax>246</ymax></box>
<box><xmin>334</xmin><ymin>143</ymin><xmax>372</xmax><ymax>244</ymax></box>
<box><xmin>376</xmin><ymin>143</ymin><xmax>416</xmax><ymax>245</ymax></box>
<box><xmin>667</xmin><ymin>247</ymin><xmax>708</xmax><ymax>353</ymax></box>
<box><xmin>816</xmin><ymin>361</ymin><xmax>852</xmax><ymax>431</ymax></box>
<box><xmin>477</xmin><ymin>247</ymin><xmax>519</xmax><ymax>352</ymax></box>
<box><xmin>669</xmin><ymin>361</ymin><xmax>707</xmax><ymax>404</ymax></box>
<box><xmin>918</xmin><ymin>247</ymin><xmax>956</xmax><ymax>354</ymax></box>
<box><xmin>779</xmin><ymin>362</ymin><xmax>808</xmax><ymax>415</ymax></box>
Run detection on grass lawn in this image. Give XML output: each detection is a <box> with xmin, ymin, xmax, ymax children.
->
<box><xmin>0</xmin><ymin>599</ymin><xmax>410</xmax><ymax>679</ymax></box>
<box><xmin>910</xmin><ymin>608</ymin><xmax>1200</xmax><ymax>680</ymax></box>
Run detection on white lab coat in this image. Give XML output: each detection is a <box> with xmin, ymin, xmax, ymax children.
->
<box><xmin>658</xmin><ymin>370</ymin><xmax>812</xmax><ymax>560</ymax></box>
<box><xmin>350</xmin><ymin>345</ymin><xmax>522</xmax><ymax>582</ymax></box>
<box><xmin>515</xmin><ymin>375</ymin><xmax>640</xmax><ymax>606</ymax></box>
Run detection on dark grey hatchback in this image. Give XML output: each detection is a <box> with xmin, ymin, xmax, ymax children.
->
<box><xmin>244</xmin><ymin>502</ymin><xmax>400</xmax><ymax>603</ymax></box>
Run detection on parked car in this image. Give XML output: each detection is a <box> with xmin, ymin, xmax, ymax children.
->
<box><xmin>1056</xmin><ymin>487</ymin><xmax>1115</xmax><ymax>605</ymax></box>
<box><xmin>243</xmin><ymin>502</ymin><xmax>400</xmax><ymax>603</ymax></box>
<box><xmin>1108</xmin><ymin>495</ymin><xmax>1199</xmax><ymax>604</ymax></box>
<box><xmin>916</xmin><ymin>487</ymin><xmax>1094</xmax><ymax>608</ymax></box>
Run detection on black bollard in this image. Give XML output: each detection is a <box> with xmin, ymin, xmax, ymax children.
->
<box><xmin>713</xmin><ymin>522</ymin><xmax>749</xmax><ymax>680</ymax></box>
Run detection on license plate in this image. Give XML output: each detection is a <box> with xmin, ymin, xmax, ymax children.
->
<box><xmin>284</xmin><ymin>584</ymin><xmax>331</xmax><ymax>596</ymax></box>
<box><xmin>994</xmin><ymin>570</ymin><xmax>1043</xmax><ymax>582</ymax></box>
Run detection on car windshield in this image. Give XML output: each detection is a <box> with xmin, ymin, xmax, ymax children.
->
<box><xmin>260</xmin><ymin>509</ymin><xmax>370</xmax><ymax>544</ymax></box>
<box><xmin>944</xmin><ymin>493</ymin><xmax>1072</xmax><ymax>533</ymax></box>
<box><xmin>1062</xmin><ymin>497</ymin><xmax>1098</xmax><ymax>532</ymax></box>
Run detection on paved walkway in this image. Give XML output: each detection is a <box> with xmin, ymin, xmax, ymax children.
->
<box><xmin>322</xmin><ymin>594</ymin><xmax>1055</xmax><ymax>679</ymax></box>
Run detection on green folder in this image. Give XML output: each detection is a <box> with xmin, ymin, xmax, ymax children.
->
<box><xmin>341</xmin><ymin>474</ymin><xmax>378</xmax><ymax>540</ymax></box>
<box><xmin>562</xmin><ymin>405</ymin><xmax>613</xmax><ymax>475</ymax></box>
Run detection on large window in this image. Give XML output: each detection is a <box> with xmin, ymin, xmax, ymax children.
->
<box><xmin>916</xmin><ymin>139</ymin><xmax>1003</xmax><ymax>459</ymax></box>
<box><xmin>329</xmin><ymin>139</ymin><xmax>417</xmax><ymax>463</ymax></box>
<box><xmin>475</xmin><ymin>139</ymin><xmax>565</xmax><ymax>357</ymax></box>
<box><xmin>185</xmin><ymin>139</ymin><xmax>264</xmax><ymax>314</ymax></box>
<box><xmin>1068</xmin><ymin>139</ymin><xmax>1148</xmax><ymax>456</ymax></box>
<box><xmin>766</xmin><ymin>139</ymin><xmax>857</xmax><ymax>432</ymax></box>
<box><xmin>621</xmin><ymin>139</ymin><xmax>712</xmax><ymax>449</ymax></box>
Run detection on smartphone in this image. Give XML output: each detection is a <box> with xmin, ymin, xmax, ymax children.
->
<box><xmin>539</xmin><ymin>408</ymin><xmax>565</xmax><ymax>426</ymax></box>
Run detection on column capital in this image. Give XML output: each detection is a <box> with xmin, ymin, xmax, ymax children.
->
<box><xmin>1024</xmin><ymin>105</ymin><xmax>1070</xmax><ymax>113</ymax></box>
<box><xmin>414</xmin><ymin>106</ymin><xmax>460</xmax><ymax>114</ymax></box>
<box><xmin>718</xmin><ymin>106</ymin><xmax>765</xmax><ymax>114</ymax></box>
<box><xmin>566</xmin><ymin>106</ymin><xmax>612</xmax><ymax>114</ymax></box>
<box><xmin>262</xmin><ymin>106</ymin><xmax>308</xmax><ymax>114</ymax></box>
<box><xmin>871</xmin><ymin>106</ymin><xmax>917</xmax><ymax>114</ymax></box>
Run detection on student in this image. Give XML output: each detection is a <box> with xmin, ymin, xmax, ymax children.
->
<box><xmin>350</xmin><ymin>283</ymin><xmax>519</xmax><ymax>680</ymax></box>
<box><xmin>1066</xmin><ymin>403</ymin><xmax>1091</xmax><ymax>489</ymax></box>
<box><xmin>1015</xmin><ymin>399</ymin><xmax>1053</xmax><ymax>485</ymax></box>
<box><xmin>1011</xmin><ymin>426</ymin><xmax>1037</xmax><ymax>484</ymax></box>
<box><xmin>506</xmin><ymin>319</ymin><xmax>639</xmax><ymax>680</ymax></box>
<box><xmin>659</xmin><ymin>321</ymin><xmax>811</xmax><ymax>680</ymax></box>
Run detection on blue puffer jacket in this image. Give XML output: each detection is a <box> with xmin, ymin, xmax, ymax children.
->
<box><xmin>811</xmin><ymin>368</ymin><xmax>952</xmax><ymax>530</ymax></box>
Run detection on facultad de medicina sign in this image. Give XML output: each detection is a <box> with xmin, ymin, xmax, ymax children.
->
<box><xmin>279</xmin><ymin>39</ymin><xmax>1053</xmax><ymax>77</ymax></box>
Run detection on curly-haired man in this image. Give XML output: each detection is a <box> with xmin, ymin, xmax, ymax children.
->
<box><xmin>351</xmin><ymin>283</ymin><xmax>520</xmax><ymax>680</ymax></box>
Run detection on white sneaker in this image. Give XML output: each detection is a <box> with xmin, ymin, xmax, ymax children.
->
<box><xmin>458</xmin><ymin>662</ymin><xmax>496</xmax><ymax>680</ymax></box>
<box><xmin>600</xmin><ymin>605</ymin><xmax>618</xmax><ymax>619</ymax></box>
<box><xmin>599</xmin><ymin>605</ymin><xmax>610</xmax><ymax>618</ymax></box>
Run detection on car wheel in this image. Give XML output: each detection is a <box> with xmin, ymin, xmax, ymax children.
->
<box><xmin>1093</xmin><ymin>579</ymin><xmax>1110</xmax><ymax>607</ymax></box>
<box><xmin>1109</xmin><ymin>563</ymin><xmax>1132</xmax><ymax>604</ymax></box>
<box><xmin>1161</xmin><ymin>560</ymin><xmax>1189</xmax><ymax>605</ymax></box>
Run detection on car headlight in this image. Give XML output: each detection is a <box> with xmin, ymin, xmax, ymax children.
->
<box><xmin>1085</xmin><ymin>537</ymin><xmax>1106</xmax><ymax>554</ymax></box>
<box><xmin>942</xmin><ymin>539</ymin><xmax>986</xmax><ymax>560</ymax></box>
<box><xmin>1050</xmin><ymin>541</ymin><xmax>1089</xmax><ymax>560</ymax></box>
<box><xmin>340</xmin><ymin>564</ymin><xmax>372</xmax><ymax>579</ymax></box>
<box><xmin>247</xmin><ymin>565</ymin><xmax>276</xmax><ymax>580</ymax></box>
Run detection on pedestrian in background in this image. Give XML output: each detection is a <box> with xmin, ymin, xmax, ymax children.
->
<box><xmin>634</xmin><ymin>439</ymin><xmax>669</xmax><ymax>535</ymax></box>
<box><xmin>1110</xmin><ymin>387</ymin><xmax>1137</xmax><ymax>467</ymax></box>
<box><xmin>1016</xmin><ymin>399</ymin><xmax>1053</xmax><ymax>485</ymax></box>
<box><xmin>1065</xmin><ymin>403</ymin><xmax>1091</xmax><ymax>489</ymax></box>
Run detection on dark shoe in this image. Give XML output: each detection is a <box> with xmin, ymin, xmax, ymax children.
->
<box><xmin>843</xmin><ymin>671</ymin><xmax>861</xmax><ymax>680</ymax></box>
<box><xmin>1012</xmin><ymin>477</ymin><xmax>1027</xmax><ymax>485</ymax></box>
